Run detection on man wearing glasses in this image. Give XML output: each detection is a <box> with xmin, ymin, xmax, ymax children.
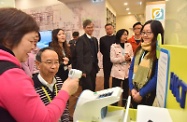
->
<box><xmin>128</xmin><ymin>22</ymin><xmax>142</xmax><ymax>52</ymax></box>
<box><xmin>32</xmin><ymin>47</ymin><xmax>70</xmax><ymax>122</ymax></box>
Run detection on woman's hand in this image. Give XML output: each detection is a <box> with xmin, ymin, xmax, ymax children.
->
<box><xmin>131</xmin><ymin>89</ymin><xmax>138</xmax><ymax>97</ymax></box>
<box><xmin>133</xmin><ymin>92</ymin><xmax>142</xmax><ymax>103</ymax></box>
<box><xmin>125</xmin><ymin>53</ymin><xmax>131</xmax><ymax>61</ymax></box>
<box><xmin>63</xmin><ymin>57</ymin><xmax>69</xmax><ymax>65</ymax></box>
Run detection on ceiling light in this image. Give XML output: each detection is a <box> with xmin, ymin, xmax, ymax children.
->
<box><xmin>126</xmin><ymin>8</ymin><xmax>129</xmax><ymax>11</ymax></box>
<box><xmin>92</xmin><ymin>0</ymin><xmax>103</xmax><ymax>3</ymax></box>
<box><xmin>124</xmin><ymin>2</ymin><xmax>128</xmax><ymax>6</ymax></box>
<box><xmin>139</xmin><ymin>1</ymin><xmax>142</xmax><ymax>5</ymax></box>
<box><xmin>128</xmin><ymin>12</ymin><xmax>131</xmax><ymax>14</ymax></box>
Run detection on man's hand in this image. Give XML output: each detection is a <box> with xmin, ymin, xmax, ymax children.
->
<box><xmin>61</xmin><ymin>77</ymin><xmax>79</xmax><ymax>95</ymax></box>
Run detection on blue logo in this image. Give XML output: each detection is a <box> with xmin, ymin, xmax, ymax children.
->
<box><xmin>152</xmin><ymin>8</ymin><xmax>164</xmax><ymax>20</ymax></box>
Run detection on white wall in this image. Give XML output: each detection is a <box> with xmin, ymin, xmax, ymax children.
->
<box><xmin>165</xmin><ymin>0</ymin><xmax>187</xmax><ymax>45</ymax></box>
<box><xmin>15</xmin><ymin>0</ymin><xmax>106</xmax><ymax>40</ymax></box>
<box><xmin>116</xmin><ymin>15</ymin><xmax>138</xmax><ymax>37</ymax></box>
<box><xmin>15</xmin><ymin>0</ymin><xmax>61</xmax><ymax>9</ymax></box>
<box><xmin>116</xmin><ymin>14</ymin><xmax>145</xmax><ymax>37</ymax></box>
<box><xmin>0</xmin><ymin>0</ymin><xmax>15</xmax><ymax>8</ymax></box>
<box><xmin>105</xmin><ymin>0</ymin><xmax>116</xmax><ymax>16</ymax></box>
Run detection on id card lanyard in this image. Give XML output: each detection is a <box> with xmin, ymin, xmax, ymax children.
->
<box><xmin>121</xmin><ymin>43</ymin><xmax>126</xmax><ymax>56</ymax></box>
<box><xmin>121</xmin><ymin>43</ymin><xmax>127</xmax><ymax>65</ymax></box>
<box><xmin>132</xmin><ymin>51</ymin><xmax>146</xmax><ymax>80</ymax></box>
<box><xmin>41</xmin><ymin>84</ymin><xmax>58</xmax><ymax>102</ymax></box>
<box><xmin>42</xmin><ymin>84</ymin><xmax>61</xmax><ymax>122</ymax></box>
<box><xmin>140</xmin><ymin>51</ymin><xmax>146</xmax><ymax>62</ymax></box>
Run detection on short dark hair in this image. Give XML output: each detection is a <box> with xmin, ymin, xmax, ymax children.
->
<box><xmin>133</xmin><ymin>22</ymin><xmax>142</xmax><ymax>28</ymax></box>
<box><xmin>83</xmin><ymin>19</ymin><xmax>92</xmax><ymax>28</ymax></box>
<box><xmin>0</xmin><ymin>8</ymin><xmax>39</xmax><ymax>49</ymax></box>
<box><xmin>105</xmin><ymin>23</ymin><xmax>113</xmax><ymax>28</ymax></box>
<box><xmin>37</xmin><ymin>32</ymin><xmax>41</xmax><ymax>42</ymax></box>
<box><xmin>115</xmin><ymin>29</ymin><xmax>129</xmax><ymax>44</ymax></box>
<box><xmin>72</xmin><ymin>31</ymin><xmax>79</xmax><ymax>37</ymax></box>
<box><xmin>36</xmin><ymin>47</ymin><xmax>56</xmax><ymax>62</ymax></box>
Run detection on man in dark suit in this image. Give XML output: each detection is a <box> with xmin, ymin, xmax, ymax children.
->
<box><xmin>69</xmin><ymin>31</ymin><xmax>79</xmax><ymax>69</ymax></box>
<box><xmin>69</xmin><ymin>31</ymin><xmax>79</xmax><ymax>46</ymax></box>
<box><xmin>99</xmin><ymin>23</ymin><xmax>115</xmax><ymax>89</ymax></box>
<box><xmin>75</xmin><ymin>19</ymin><xmax>99</xmax><ymax>91</ymax></box>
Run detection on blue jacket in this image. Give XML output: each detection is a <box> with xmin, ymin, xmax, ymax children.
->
<box><xmin>129</xmin><ymin>57</ymin><xmax>158</xmax><ymax>97</ymax></box>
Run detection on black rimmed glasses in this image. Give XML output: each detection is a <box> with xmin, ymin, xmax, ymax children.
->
<box><xmin>134</xmin><ymin>28</ymin><xmax>142</xmax><ymax>30</ymax></box>
<box><xmin>141</xmin><ymin>31</ymin><xmax>153</xmax><ymax>36</ymax></box>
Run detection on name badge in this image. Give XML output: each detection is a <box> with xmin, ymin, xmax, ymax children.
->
<box><xmin>132</xmin><ymin>73</ymin><xmax>135</xmax><ymax>79</ymax></box>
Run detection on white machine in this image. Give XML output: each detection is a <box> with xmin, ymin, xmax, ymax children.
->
<box><xmin>123</xmin><ymin>96</ymin><xmax>131</xmax><ymax>122</ymax></box>
<box><xmin>68</xmin><ymin>69</ymin><xmax>82</xmax><ymax>79</ymax></box>
<box><xmin>73</xmin><ymin>87</ymin><xmax>124</xmax><ymax>122</ymax></box>
<box><xmin>136</xmin><ymin>105</ymin><xmax>172</xmax><ymax>122</ymax></box>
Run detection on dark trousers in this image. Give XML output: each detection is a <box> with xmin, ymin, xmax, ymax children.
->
<box><xmin>112</xmin><ymin>77</ymin><xmax>129</xmax><ymax>106</ymax></box>
<box><xmin>131</xmin><ymin>90</ymin><xmax>156</xmax><ymax>109</ymax></box>
<box><xmin>103</xmin><ymin>62</ymin><xmax>112</xmax><ymax>89</ymax></box>
<box><xmin>81</xmin><ymin>66</ymin><xmax>97</xmax><ymax>92</ymax></box>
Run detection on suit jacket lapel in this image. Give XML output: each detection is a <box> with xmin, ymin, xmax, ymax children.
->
<box><xmin>91</xmin><ymin>37</ymin><xmax>98</xmax><ymax>53</ymax></box>
<box><xmin>84</xmin><ymin>34</ymin><xmax>91</xmax><ymax>48</ymax></box>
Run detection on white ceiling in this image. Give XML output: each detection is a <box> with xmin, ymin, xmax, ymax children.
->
<box><xmin>58</xmin><ymin>0</ymin><xmax>87</xmax><ymax>3</ymax></box>
<box><xmin>59</xmin><ymin>0</ymin><xmax>165</xmax><ymax>16</ymax></box>
<box><xmin>0</xmin><ymin>0</ymin><xmax>15</xmax><ymax>8</ymax></box>
<box><xmin>108</xmin><ymin>0</ymin><xmax>165</xmax><ymax>16</ymax></box>
<box><xmin>108</xmin><ymin>0</ymin><xmax>146</xmax><ymax>16</ymax></box>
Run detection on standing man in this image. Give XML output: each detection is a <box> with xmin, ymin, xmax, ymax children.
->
<box><xmin>32</xmin><ymin>47</ymin><xmax>70</xmax><ymax>122</ymax></box>
<box><xmin>128</xmin><ymin>22</ymin><xmax>142</xmax><ymax>52</ymax></box>
<box><xmin>99</xmin><ymin>23</ymin><xmax>115</xmax><ymax>89</ymax></box>
<box><xmin>69</xmin><ymin>31</ymin><xmax>79</xmax><ymax>46</ymax></box>
<box><xmin>69</xmin><ymin>31</ymin><xmax>80</xmax><ymax>69</ymax></box>
<box><xmin>76</xmin><ymin>19</ymin><xmax>99</xmax><ymax>91</ymax></box>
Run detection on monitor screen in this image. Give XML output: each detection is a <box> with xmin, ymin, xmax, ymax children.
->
<box><xmin>37</xmin><ymin>30</ymin><xmax>52</xmax><ymax>49</ymax></box>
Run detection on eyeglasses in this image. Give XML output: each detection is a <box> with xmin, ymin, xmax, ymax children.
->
<box><xmin>86</xmin><ymin>26</ymin><xmax>94</xmax><ymax>29</ymax></box>
<box><xmin>141</xmin><ymin>31</ymin><xmax>152</xmax><ymax>36</ymax></box>
<box><xmin>41</xmin><ymin>60</ymin><xmax>60</xmax><ymax>66</ymax></box>
<box><xmin>134</xmin><ymin>28</ymin><xmax>142</xmax><ymax>30</ymax></box>
<box><xmin>123</xmin><ymin>33</ymin><xmax>128</xmax><ymax>36</ymax></box>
